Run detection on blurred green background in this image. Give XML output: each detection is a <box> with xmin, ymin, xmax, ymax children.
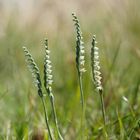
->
<box><xmin>0</xmin><ymin>0</ymin><xmax>140</xmax><ymax>139</ymax></box>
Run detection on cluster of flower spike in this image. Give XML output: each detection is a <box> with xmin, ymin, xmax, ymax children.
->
<box><xmin>72</xmin><ymin>13</ymin><xmax>86</xmax><ymax>73</ymax></box>
<box><xmin>23</xmin><ymin>46</ymin><xmax>43</xmax><ymax>97</ymax></box>
<box><xmin>44</xmin><ymin>39</ymin><xmax>53</xmax><ymax>91</ymax></box>
<box><xmin>91</xmin><ymin>35</ymin><xmax>103</xmax><ymax>92</ymax></box>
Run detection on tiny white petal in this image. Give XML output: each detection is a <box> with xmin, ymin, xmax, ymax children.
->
<box><xmin>48</xmin><ymin>75</ymin><xmax>53</xmax><ymax>79</ymax></box>
<box><xmin>80</xmin><ymin>41</ymin><xmax>84</xmax><ymax>45</ymax></box>
<box><xmin>80</xmin><ymin>56</ymin><xmax>84</xmax><ymax>60</ymax></box>
<box><xmin>80</xmin><ymin>50</ymin><xmax>85</xmax><ymax>54</ymax></box>
<box><xmin>46</xmin><ymin>60</ymin><xmax>51</xmax><ymax>64</ymax></box>
<box><xmin>47</xmin><ymin>65</ymin><xmax>52</xmax><ymax>69</ymax></box>
<box><xmin>97</xmin><ymin>86</ymin><xmax>103</xmax><ymax>91</ymax></box>
<box><xmin>47</xmin><ymin>69</ymin><xmax>52</xmax><ymax>73</ymax></box>
<box><xmin>46</xmin><ymin>55</ymin><xmax>50</xmax><ymax>59</ymax></box>
<box><xmin>80</xmin><ymin>68</ymin><xmax>86</xmax><ymax>73</ymax></box>
<box><xmin>94</xmin><ymin>55</ymin><xmax>99</xmax><ymax>60</ymax></box>
<box><xmin>95</xmin><ymin>75</ymin><xmax>102</xmax><ymax>80</ymax></box>
<box><xmin>48</xmin><ymin>80</ymin><xmax>53</xmax><ymax>85</ymax></box>
<box><xmin>94</xmin><ymin>61</ymin><xmax>100</xmax><ymax>65</ymax></box>
<box><xmin>122</xmin><ymin>96</ymin><xmax>129</xmax><ymax>103</ymax></box>
<box><xmin>80</xmin><ymin>45</ymin><xmax>84</xmax><ymax>49</ymax></box>
<box><xmin>94</xmin><ymin>65</ymin><xmax>100</xmax><ymax>70</ymax></box>
<box><xmin>94</xmin><ymin>47</ymin><xmax>99</xmax><ymax>51</ymax></box>
<box><xmin>80</xmin><ymin>60</ymin><xmax>85</xmax><ymax>65</ymax></box>
<box><xmin>94</xmin><ymin>70</ymin><xmax>101</xmax><ymax>75</ymax></box>
<box><xmin>94</xmin><ymin>51</ymin><xmax>99</xmax><ymax>55</ymax></box>
<box><xmin>45</xmin><ymin>50</ymin><xmax>50</xmax><ymax>54</ymax></box>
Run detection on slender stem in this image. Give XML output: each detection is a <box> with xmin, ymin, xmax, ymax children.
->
<box><xmin>45</xmin><ymin>88</ymin><xmax>64</xmax><ymax>140</ymax></box>
<box><xmin>99</xmin><ymin>90</ymin><xmax>106</xmax><ymax>125</ymax></box>
<box><xmin>41</xmin><ymin>97</ymin><xmax>53</xmax><ymax>140</ymax></box>
<box><xmin>78</xmin><ymin>72</ymin><xmax>85</xmax><ymax>140</ymax></box>
<box><xmin>49</xmin><ymin>93</ymin><xmax>64</xmax><ymax>140</ymax></box>
<box><xmin>78</xmin><ymin>72</ymin><xmax>84</xmax><ymax>112</ymax></box>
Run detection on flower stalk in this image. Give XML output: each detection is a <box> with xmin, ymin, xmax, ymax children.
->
<box><xmin>44</xmin><ymin>39</ymin><xmax>64</xmax><ymax>140</ymax></box>
<box><xmin>23</xmin><ymin>46</ymin><xmax>53</xmax><ymax>140</ymax></box>
<box><xmin>72</xmin><ymin>13</ymin><xmax>86</xmax><ymax>139</ymax></box>
<box><xmin>91</xmin><ymin>35</ymin><xmax>106</xmax><ymax>125</ymax></box>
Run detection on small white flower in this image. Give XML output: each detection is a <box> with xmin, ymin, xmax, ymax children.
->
<box><xmin>122</xmin><ymin>96</ymin><xmax>129</xmax><ymax>103</ymax></box>
<box><xmin>23</xmin><ymin>46</ymin><xmax>43</xmax><ymax>97</ymax></box>
<box><xmin>44</xmin><ymin>40</ymin><xmax>53</xmax><ymax>88</ymax></box>
<box><xmin>72</xmin><ymin>13</ymin><xmax>86</xmax><ymax>73</ymax></box>
<box><xmin>91</xmin><ymin>35</ymin><xmax>103</xmax><ymax>92</ymax></box>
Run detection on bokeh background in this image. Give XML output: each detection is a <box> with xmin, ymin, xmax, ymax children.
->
<box><xmin>0</xmin><ymin>0</ymin><xmax>140</xmax><ymax>139</ymax></box>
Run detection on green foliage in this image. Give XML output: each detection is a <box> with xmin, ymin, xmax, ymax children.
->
<box><xmin>0</xmin><ymin>1</ymin><xmax>140</xmax><ymax>139</ymax></box>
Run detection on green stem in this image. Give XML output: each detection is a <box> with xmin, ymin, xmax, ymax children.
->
<box><xmin>49</xmin><ymin>93</ymin><xmax>64</xmax><ymax>140</ymax></box>
<box><xmin>78</xmin><ymin>72</ymin><xmax>85</xmax><ymax>140</ymax></box>
<box><xmin>99</xmin><ymin>91</ymin><xmax>108</xmax><ymax>139</ymax></box>
<box><xmin>45</xmin><ymin>88</ymin><xmax>64</xmax><ymax>140</ymax></box>
<box><xmin>41</xmin><ymin>97</ymin><xmax>53</xmax><ymax>140</ymax></box>
<box><xmin>99</xmin><ymin>90</ymin><xmax>106</xmax><ymax>125</ymax></box>
<box><xmin>78</xmin><ymin>72</ymin><xmax>84</xmax><ymax>112</ymax></box>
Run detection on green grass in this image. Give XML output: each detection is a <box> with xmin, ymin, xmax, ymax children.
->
<box><xmin>0</xmin><ymin>1</ymin><xmax>140</xmax><ymax>139</ymax></box>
